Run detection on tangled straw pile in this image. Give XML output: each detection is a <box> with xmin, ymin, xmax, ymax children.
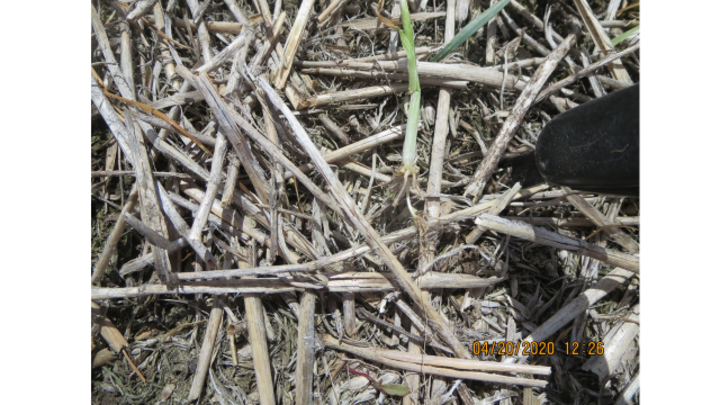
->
<box><xmin>91</xmin><ymin>0</ymin><xmax>640</xmax><ymax>403</ymax></box>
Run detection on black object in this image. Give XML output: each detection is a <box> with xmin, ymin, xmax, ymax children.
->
<box><xmin>505</xmin><ymin>84</ymin><xmax>639</xmax><ymax>196</ymax></box>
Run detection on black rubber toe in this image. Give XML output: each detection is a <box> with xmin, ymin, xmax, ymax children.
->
<box><xmin>535</xmin><ymin>84</ymin><xmax>639</xmax><ymax>196</ymax></box>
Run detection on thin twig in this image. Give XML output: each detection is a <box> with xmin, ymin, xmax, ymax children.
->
<box><xmin>464</xmin><ymin>35</ymin><xmax>576</xmax><ymax>199</ymax></box>
<box><xmin>187</xmin><ymin>299</ymin><xmax>223</xmax><ymax>401</ymax></box>
<box><xmin>274</xmin><ymin>0</ymin><xmax>316</xmax><ymax>89</ymax></box>
<box><xmin>91</xmin><ymin>186</ymin><xmax>138</xmax><ymax>284</ymax></box>
<box><xmin>474</xmin><ymin>214</ymin><xmax>639</xmax><ymax>272</ymax></box>
<box><xmin>295</xmin><ymin>291</ymin><xmax>317</xmax><ymax>405</ymax></box>
<box><xmin>243</xmin><ymin>266</ymin><xmax>276</xmax><ymax>405</ymax></box>
<box><xmin>534</xmin><ymin>42</ymin><xmax>639</xmax><ymax>104</ymax></box>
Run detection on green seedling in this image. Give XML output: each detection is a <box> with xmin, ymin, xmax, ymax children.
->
<box><xmin>430</xmin><ymin>0</ymin><xmax>512</xmax><ymax>62</ymax></box>
<box><xmin>377</xmin><ymin>0</ymin><xmax>423</xmax><ymax>214</ymax></box>
<box><xmin>611</xmin><ymin>25</ymin><xmax>639</xmax><ymax>46</ymax></box>
<box><xmin>397</xmin><ymin>0</ymin><xmax>421</xmax><ymax>175</ymax></box>
<box><xmin>378</xmin><ymin>0</ymin><xmax>420</xmax><ymax>175</ymax></box>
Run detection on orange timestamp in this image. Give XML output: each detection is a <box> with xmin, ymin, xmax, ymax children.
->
<box><xmin>562</xmin><ymin>341</ymin><xmax>604</xmax><ymax>356</ymax></box>
<box><xmin>472</xmin><ymin>341</ymin><xmax>606</xmax><ymax>356</ymax></box>
<box><xmin>473</xmin><ymin>341</ymin><xmax>556</xmax><ymax>356</ymax></box>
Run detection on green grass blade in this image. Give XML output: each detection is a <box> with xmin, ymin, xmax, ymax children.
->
<box><xmin>398</xmin><ymin>31</ymin><xmax>419</xmax><ymax>93</ymax></box>
<box><xmin>398</xmin><ymin>0</ymin><xmax>421</xmax><ymax>169</ymax></box>
<box><xmin>400</xmin><ymin>0</ymin><xmax>413</xmax><ymax>46</ymax></box>
<box><xmin>430</xmin><ymin>0</ymin><xmax>512</xmax><ymax>62</ymax></box>
<box><xmin>611</xmin><ymin>26</ymin><xmax>639</xmax><ymax>46</ymax></box>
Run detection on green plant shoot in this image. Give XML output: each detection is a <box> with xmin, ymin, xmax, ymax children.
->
<box><xmin>430</xmin><ymin>0</ymin><xmax>512</xmax><ymax>62</ymax></box>
<box><xmin>377</xmin><ymin>0</ymin><xmax>423</xmax><ymax>214</ymax></box>
<box><xmin>611</xmin><ymin>25</ymin><xmax>639</xmax><ymax>46</ymax></box>
<box><xmin>396</xmin><ymin>0</ymin><xmax>421</xmax><ymax>173</ymax></box>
